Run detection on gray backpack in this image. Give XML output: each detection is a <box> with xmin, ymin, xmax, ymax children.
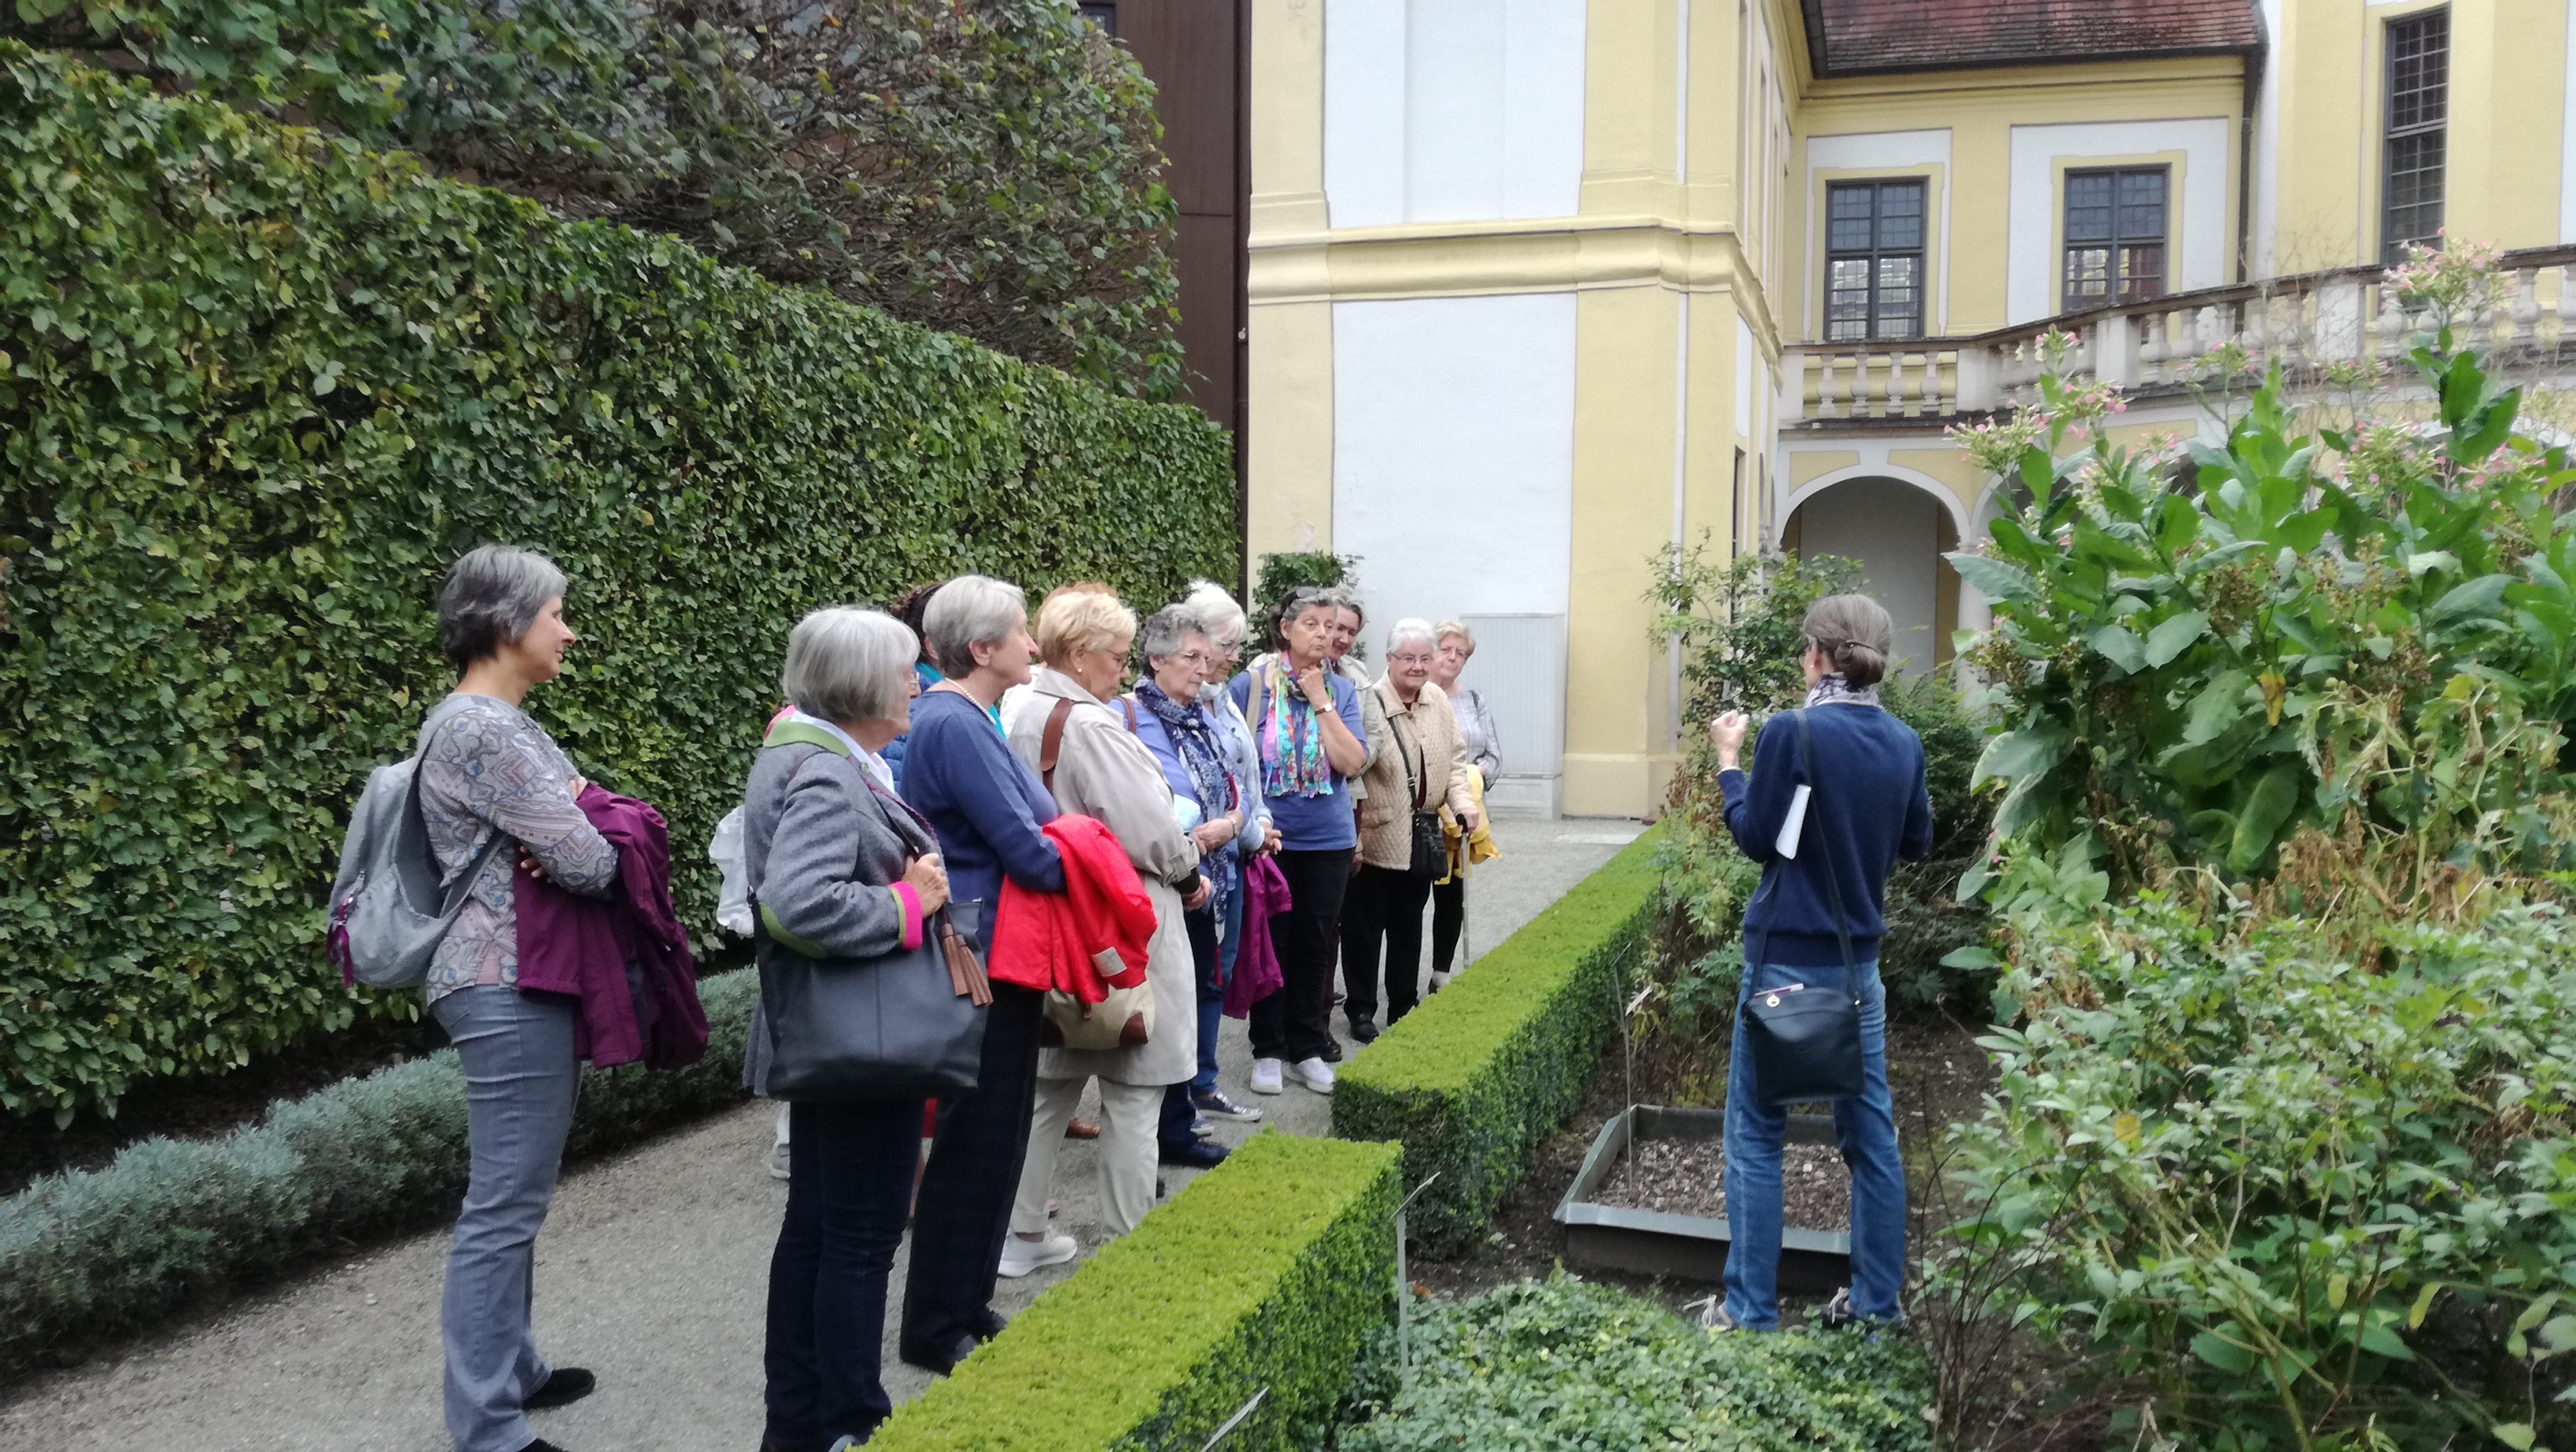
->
<box><xmin>325</xmin><ymin>700</ymin><xmax>502</xmax><ymax>989</ymax></box>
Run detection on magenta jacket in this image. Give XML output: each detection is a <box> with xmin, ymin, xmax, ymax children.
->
<box><xmin>1224</xmin><ymin>853</ymin><xmax>1291</xmax><ymax>1019</ymax></box>
<box><xmin>515</xmin><ymin>787</ymin><xmax>710</xmax><ymax>1069</ymax></box>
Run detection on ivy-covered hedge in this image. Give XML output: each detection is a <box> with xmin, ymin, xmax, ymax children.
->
<box><xmin>0</xmin><ymin>970</ymin><xmax>759</xmax><ymax>1380</ymax></box>
<box><xmin>0</xmin><ymin>46</ymin><xmax>1234</xmax><ymax>1121</ymax></box>
<box><xmin>1331</xmin><ymin>826</ymin><xmax>1665</xmax><ymax>1253</ymax></box>
<box><xmin>872</xmin><ymin>1132</ymin><xmax>1402</xmax><ymax>1451</ymax></box>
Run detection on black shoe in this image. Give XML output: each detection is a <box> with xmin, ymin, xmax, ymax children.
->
<box><xmin>519</xmin><ymin>1441</ymin><xmax>570</xmax><ymax>1452</ymax></box>
<box><xmin>525</xmin><ymin>1368</ymin><xmax>596</xmax><ymax>1411</ymax></box>
<box><xmin>1320</xmin><ymin>1038</ymin><xmax>1344</xmax><ymax>1062</ymax></box>
<box><xmin>898</xmin><ymin>1332</ymin><xmax>981</xmax><ymax>1376</ymax></box>
<box><xmin>973</xmin><ymin>1308</ymin><xmax>1009</xmax><ymax>1342</ymax></box>
<box><xmin>1159</xmin><ymin>1137</ymin><xmax>1229</xmax><ymax>1169</ymax></box>
<box><xmin>1348</xmin><ymin>1017</ymin><xmax>1380</xmax><ymax>1044</ymax></box>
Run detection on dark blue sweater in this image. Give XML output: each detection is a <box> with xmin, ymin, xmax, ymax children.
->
<box><xmin>1719</xmin><ymin>703</ymin><xmax>1934</xmax><ymax>969</ymax></box>
<box><xmin>900</xmin><ymin>690</ymin><xmax>1065</xmax><ymax>953</ymax></box>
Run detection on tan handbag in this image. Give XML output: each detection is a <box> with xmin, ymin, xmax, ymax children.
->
<box><xmin>1035</xmin><ymin>696</ymin><xmax>1155</xmax><ymax>1051</ymax></box>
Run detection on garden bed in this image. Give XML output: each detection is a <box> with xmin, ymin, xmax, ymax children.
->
<box><xmin>1555</xmin><ymin>1106</ymin><xmax>1848</xmax><ymax>1290</ymax></box>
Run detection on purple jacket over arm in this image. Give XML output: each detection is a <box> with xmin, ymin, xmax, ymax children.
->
<box><xmin>515</xmin><ymin>787</ymin><xmax>710</xmax><ymax>1069</ymax></box>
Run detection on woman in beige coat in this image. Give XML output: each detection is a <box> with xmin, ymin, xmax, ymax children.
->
<box><xmin>1340</xmin><ymin>619</ymin><xmax>1481</xmax><ymax>1041</ymax></box>
<box><xmin>997</xmin><ymin>588</ymin><xmax>1209</xmax><ymax>1272</ymax></box>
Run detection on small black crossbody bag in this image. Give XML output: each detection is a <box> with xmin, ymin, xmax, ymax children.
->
<box><xmin>1741</xmin><ymin>709</ymin><xmax>1867</xmax><ymax>1106</ymax></box>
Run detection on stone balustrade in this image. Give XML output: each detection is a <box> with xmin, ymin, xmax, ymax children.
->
<box><xmin>1782</xmin><ymin>244</ymin><xmax>2576</xmax><ymax>426</ymax></box>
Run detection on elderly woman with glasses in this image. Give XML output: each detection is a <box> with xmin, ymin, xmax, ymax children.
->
<box><xmin>1178</xmin><ymin>580</ymin><xmax>1272</xmax><ymax>1126</ymax></box>
<box><xmin>1339</xmin><ymin>619</ymin><xmax>1481</xmax><ymax>1042</ymax></box>
<box><xmin>1229</xmin><ymin>586</ymin><xmax>1370</xmax><ymax>1095</ymax></box>
<box><xmin>892</xmin><ymin>574</ymin><xmax>1068</xmax><ymax>1375</ymax></box>
<box><xmin>1428</xmin><ymin>619</ymin><xmax>1501</xmax><ymax>990</ymax></box>
<box><xmin>999</xmin><ymin>588</ymin><xmax>1208</xmax><ymax>1266</ymax></box>
<box><xmin>741</xmin><ymin>607</ymin><xmax>951</xmax><ymax>1451</ymax></box>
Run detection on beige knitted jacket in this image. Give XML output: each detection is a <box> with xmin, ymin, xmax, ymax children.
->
<box><xmin>1354</xmin><ymin>679</ymin><xmax>1477</xmax><ymax>870</ymax></box>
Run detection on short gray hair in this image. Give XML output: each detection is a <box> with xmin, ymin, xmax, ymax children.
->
<box><xmin>1182</xmin><ymin>579</ymin><xmax>1249</xmax><ymax>645</ymax></box>
<box><xmin>781</xmin><ymin>607</ymin><xmax>916</xmax><ymax>722</ymax></box>
<box><xmin>923</xmin><ymin>574</ymin><xmax>1026</xmax><ymax>675</ymax></box>
<box><xmin>1322</xmin><ymin>586</ymin><xmax>1366</xmax><ymax>625</ymax></box>
<box><xmin>1386</xmin><ymin>618</ymin><xmax>1439</xmax><ymax>655</ymax></box>
<box><xmin>436</xmin><ymin>544</ymin><xmax>566</xmax><ymax>669</ymax></box>
<box><xmin>1140</xmin><ymin>604</ymin><xmax>1205</xmax><ymax>661</ymax></box>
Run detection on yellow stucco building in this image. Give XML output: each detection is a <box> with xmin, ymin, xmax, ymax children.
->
<box><xmin>1244</xmin><ymin>0</ymin><xmax>2576</xmax><ymax>818</ymax></box>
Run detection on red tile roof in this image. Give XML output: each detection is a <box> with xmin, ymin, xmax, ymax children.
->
<box><xmin>1806</xmin><ymin>0</ymin><xmax>2263</xmax><ymax>76</ymax></box>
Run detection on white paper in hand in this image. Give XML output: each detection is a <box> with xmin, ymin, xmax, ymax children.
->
<box><xmin>1775</xmin><ymin>784</ymin><xmax>1813</xmax><ymax>859</ymax></box>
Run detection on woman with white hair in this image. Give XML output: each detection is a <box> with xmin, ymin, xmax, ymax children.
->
<box><xmin>740</xmin><ymin>607</ymin><xmax>952</xmax><ymax>1450</ymax></box>
<box><xmin>1001</xmin><ymin>588</ymin><xmax>1208</xmax><ymax>1259</ymax></box>
<box><xmin>893</xmin><ymin>574</ymin><xmax>1069</xmax><ymax>1375</ymax></box>
<box><xmin>1339</xmin><ymin>619</ymin><xmax>1480</xmax><ymax>1041</ymax></box>
<box><xmin>1428</xmin><ymin>620</ymin><xmax>1502</xmax><ymax>990</ymax></box>
<box><xmin>1178</xmin><ymin>580</ymin><xmax>1271</xmax><ymax>1126</ymax></box>
<box><xmin>417</xmin><ymin>544</ymin><xmax>620</xmax><ymax>1452</ymax></box>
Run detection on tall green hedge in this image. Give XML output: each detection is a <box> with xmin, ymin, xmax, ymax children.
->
<box><xmin>1332</xmin><ymin>827</ymin><xmax>1666</xmax><ymax>1252</ymax></box>
<box><xmin>0</xmin><ymin>46</ymin><xmax>1235</xmax><ymax>1121</ymax></box>
<box><xmin>0</xmin><ymin>969</ymin><xmax>760</xmax><ymax>1380</ymax></box>
<box><xmin>872</xmin><ymin>1132</ymin><xmax>1402</xmax><ymax>1452</ymax></box>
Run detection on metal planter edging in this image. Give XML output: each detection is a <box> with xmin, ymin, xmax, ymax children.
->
<box><xmin>1552</xmin><ymin>1105</ymin><xmax>1852</xmax><ymax>1292</ymax></box>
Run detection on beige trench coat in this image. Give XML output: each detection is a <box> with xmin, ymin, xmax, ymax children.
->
<box><xmin>1002</xmin><ymin>668</ymin><xmax>1204</xmax><ymax>1087</ymax></box>
<box><xmin>1354</xmin><ymin>679</ymin><xmax>1478</xmax><ymax>871</ymax></box>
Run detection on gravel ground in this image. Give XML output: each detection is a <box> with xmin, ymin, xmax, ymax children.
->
<box><xmin>1593</xmin><ymin>1136</ymin><xmax>1852</xmax><ymax>1230</ymax></box>
<box><xmin>0</xmin><ymin>818</ymin><xmax>1640</xmax><ymax>1449</ymax></box>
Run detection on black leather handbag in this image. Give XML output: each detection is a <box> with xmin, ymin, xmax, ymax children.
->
<box><xmin>758</xmin><ymin>764</ymin><xmax>990</xmax><ymax>1102</ymax></box>
<box><xmin>1398</xmin><ymin>716</ymin><xmax>1445</xmax><ymax>878</ymax></box>
<box><xmin>1742</xmin><ymin>710</ymin><xmax>1867</xmax><ymax>1107</ymax></box>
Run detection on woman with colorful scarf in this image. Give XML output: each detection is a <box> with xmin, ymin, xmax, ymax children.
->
<box><xmin>1226</xmin><ymin>587</ymin><xmax>1369</xmax><ymax>1096</ymax></box>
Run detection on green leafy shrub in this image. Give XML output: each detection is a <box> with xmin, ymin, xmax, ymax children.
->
<box><xmin>1954</xmin><ymin>249</ymin><xmax>2576</xmax><ymax>905</ymax></box>
<box><xmin>871</xmin><ymin>1132</ymin><xmax>1401</xmax><ymax>1452</ymax></box>
<box><xmin>1937</xmin><ymin>900</ymin><xmax>2576</xmax><ymax>1450</ymax></box>
<box><xmin>1342</xmin><ymin>1274</ymin><xmax>1938</xmax><ymax>1451</ymax></box>
<box><xmin>1250</xmin><ymin>550</ymin><xmax>1359</xmax><ymax>649</ymax></box>
<box><xmin>0</xmin><ymin>969</ymin><xmax>759</xmax><ymax>1379</ymax></box>
<box><xmin>0</xmin><ymin>1</ymin><xmax>1183</xmax><ymax>397</ymax></box>
<box><xmin>0</xmin><ymin>46</ymin><xmax>1234</xmax><ymax>1121</ymax></box>
<box><xmin>1332</xmin><ymin>828</ymin><xmax>1664</xmax><ymax>1252</ymax></box>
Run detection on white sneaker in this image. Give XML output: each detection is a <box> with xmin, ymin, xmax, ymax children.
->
<box><xmin>1293</xmin><ymin>1057</ymin><xmax>1336</xmax><ymax>1094</ymax></box>
<box><xmin>997</xmin><ymin>1232</ymin><xmax>1078</xmax><ymax>1278</ymax></box>
<box><xmin>1428</xmin><ymin>970</ymin><xmax>1451</xmax><ymax>993</ymax></box>
<box><xmin>1249</xmin><ymin>1057</ymin><xmax>1285</xmax><ymax>1095</ymax></box>
<box><xmin>766</xmin><ymin>1143</ymin><xmax>792</xmax><ymax>1181</ymax></box>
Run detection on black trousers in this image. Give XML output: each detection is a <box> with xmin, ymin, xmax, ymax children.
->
<box><xmin>1160</xmin><ymin>906</ymin><xmax>1222</xmax><ymax>1146</ymax></box>
<box><xmin>899</xmin><ymin>983</ymin><xmax>1043</xmax><ymax>1359</ymax></box>
<box><xmin>1249</xmin><ymin>848</ymin><xmax>1351</xmax><ymax>1063</ymax></box>
<box><xmin>1432</xmin><ymin>874</ymin><xmax>1466</xmax><ymax>975</ymax></box>
<box><xmin>765</xmin><ymin>1095</ymin><xmax>923</xmax><ymax>1447</ymax></box>
<box><xmin>1341</xmin><ymin>863</ymin><xmax>1434</xmax><ymax>1026</ymax></box>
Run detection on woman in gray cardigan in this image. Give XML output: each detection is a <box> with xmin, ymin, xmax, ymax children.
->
<box><xmin>741</xmin><ymin>607</ymin><xmax>949</xmax><ymax>1452</ymax></box>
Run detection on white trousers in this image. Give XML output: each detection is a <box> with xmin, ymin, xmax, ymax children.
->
<box><xmin>1013</xmin><ymin>1076</ymin><xmax>1163</xmax><ymax>1239</ymax></box>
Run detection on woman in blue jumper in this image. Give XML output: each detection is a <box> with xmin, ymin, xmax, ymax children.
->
<box><xmin>891</xmin><ymin>574</ymin><xmax>1069</xmax><ymax>1375</ymax></box>
<box><xmin>1706</xmin><ymin>593</ymin><xmax>1933</xmax><ymax>1334</ymax></box>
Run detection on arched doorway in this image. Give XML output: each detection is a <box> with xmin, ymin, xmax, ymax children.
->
<box><xmin>1778</xmin><ymin>473</ymin><xmax>1964</xmax><ymax>679</ymax></box>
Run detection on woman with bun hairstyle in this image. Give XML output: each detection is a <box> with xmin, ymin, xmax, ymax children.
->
<box><xmin>1702</xmin><ymin>593</ymin><xmax>1932</xmax><ymax>1335</ymax></box>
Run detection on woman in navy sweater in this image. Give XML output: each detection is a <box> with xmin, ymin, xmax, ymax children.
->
<box><xmin>893</xmin><ymin>575</ymin><xmax>1068</xmax><ymax>1375</ymax></box>
<box><xmin>1706</xmin><ymin>593</ymin><xmax>1933</xmax><ymax>1335</ymax></box>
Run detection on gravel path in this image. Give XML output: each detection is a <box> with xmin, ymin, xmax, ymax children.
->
<box><xmin>0</xmin><ymin>818</ymin><xmax>1641</xmax><ymax>1449</ymax></box>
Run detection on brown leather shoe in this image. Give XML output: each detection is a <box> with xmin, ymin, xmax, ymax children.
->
<box><xmin>1065</xmin><ymin>1116</ymin><xmax>1101</xmax><ymax>1140</ymax></box>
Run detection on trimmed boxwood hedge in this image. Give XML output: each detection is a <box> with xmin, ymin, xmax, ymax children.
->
<box><xmin>0</xmin><ymin>968</ymin><xmax>760</xmax><ymax>1380</ymax></box>
<box><xmin>0</xmin><ymin>45</ymin><xmax>1234</xmax><ymax>1121</ymax></box>
<box><xmin>1331</xmin><ymin>826</ymin><xmax>1665</xmax><ymax>1253</ymax></box>
<box><xmin>872</xmin><ymin>1132</ymin><xmax>1402</xmax><ymax>1452</ymax></box>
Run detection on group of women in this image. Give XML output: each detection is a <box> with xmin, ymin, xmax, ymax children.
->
<box><xmin>410</xmin><ymin>547</ymin><xmax>1507</xmax><ymax>1452</ymax></box>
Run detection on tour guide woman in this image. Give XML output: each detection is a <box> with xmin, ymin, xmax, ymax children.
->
<box><xmin>1705</xmin><ymin>593</ymin><xmax>1931</xmax><ymax>1334</ymax></box>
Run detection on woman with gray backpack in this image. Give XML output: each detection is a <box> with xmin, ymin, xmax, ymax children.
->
<box><xmin>411</xmin><ymin>544</ymin><xmax>621</xmax><ymax>1452</ymax></box>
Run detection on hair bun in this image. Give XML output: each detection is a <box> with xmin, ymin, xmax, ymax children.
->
<box><xmin>1837</xmin><ymin>642</ymin><xmax>1888</xmax><ymax>688</ymax></box>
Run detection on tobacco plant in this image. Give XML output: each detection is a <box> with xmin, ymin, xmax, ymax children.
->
<box><xmin>1953</xmin><ymin>250</ymin><xmax>2576</xmax><ymax>908</ymax></box>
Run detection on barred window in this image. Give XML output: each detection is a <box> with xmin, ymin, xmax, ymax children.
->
<box><xmin>2383</xmin><ymin>9</ymin><xmax>2448</xmax><ymax>261</ymax></box>
<box><xmin>1823</xmin><ymin>181</ymin><xmax>1926</xmax><ymax>342</ymax></box>
<box><xmin>2062</xmin><ymin>168</ymin><xmax>2167</xmax><ymax>310</ymax></box>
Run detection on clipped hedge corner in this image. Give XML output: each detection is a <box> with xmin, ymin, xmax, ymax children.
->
<box><xmin>1332</xmin><ymin>826</ymin><xmax>1665</xmax><ymax>1252</ymax></box>
<box><xmin>873</xmin><ymin>1132</ymin><xmax>1402</xmax><ymax>1452</ymax></box>
<box><xmin>0</xmin><ymin>971</ymin><xmax>759</xmax><ymax>1379</ymax></box>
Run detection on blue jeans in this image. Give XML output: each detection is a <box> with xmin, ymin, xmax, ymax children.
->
<box><xmin>765</xmin><ymin>1096</ymin><xmax>923</xmax><ymax>1446</ymax></box>
<box><xmin>432</xmin><ymin>986</ymin><xmax>580</xmax><ymax>1452</ymax></box>
<box><xmin>1721</xmin><ymin>959</ymin><xmax>1905</xmax><ymax>1330</ymax></box>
